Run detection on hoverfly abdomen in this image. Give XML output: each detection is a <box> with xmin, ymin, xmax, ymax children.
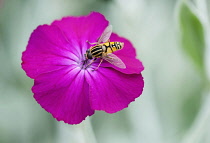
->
<box><xmin>115</xmin><ymin>42</ymin><xmax>123</xmax><ymax>50</ymax></box>
<box><xmin>102</xmin><ymin>42</ymin><xmax>124</xmax><ymax>54</ymax></box>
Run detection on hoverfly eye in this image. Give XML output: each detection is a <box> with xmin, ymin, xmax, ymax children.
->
<box><xmin>87</xmin><ymin>52</ymin><xmax>93</xmax><ymax>59</ymax></box>
<box><xmin>85</xmin><ymin>49</ymin><xmax>93</xmax><ymax>59</ymax></box>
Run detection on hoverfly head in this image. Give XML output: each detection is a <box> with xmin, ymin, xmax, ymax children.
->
<box><xmin>85</xmin><ymin>49</ymin><xmax>93</xmax><ymax>59</ymax></box>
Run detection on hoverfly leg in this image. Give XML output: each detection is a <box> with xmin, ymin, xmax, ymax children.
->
<box><xmin>81</xmin><ymin>59</ymin><xmax>87</xmax><ymax>69</ymax></box>
<box><xmin>85</xmin><ymin>58</ymin><xmax>97</xmax><ymax>69</ymax></box>
<box><xmin>102</xmin><ymin>52</ymin><xmax>107</xmax><ymax>57</ymax></box>
<box><xmin>86</xmin><ymin>40</ymin><xmax>98</xmax><ymax>45</ymax></box>
<box><xmin>92</xmin><ymin>59</ymin><xmax>103</xmax><ymax>71</ymax></box>
<box><xmin>83</xmin><ymin>59</ymin><xmax>87</xmax><ymax>65</ymax></box>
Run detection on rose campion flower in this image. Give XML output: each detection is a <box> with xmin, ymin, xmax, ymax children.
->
<box><xmin>21</xmin><ymin>12</ymin><xmax>144</xmax><ymax>124</ymax></box>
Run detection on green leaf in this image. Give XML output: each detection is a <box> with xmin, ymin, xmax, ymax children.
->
<box><xmin>179</xmin><ymin>2</ymin><xmax>205</xmax><ymax>75</ymax></box>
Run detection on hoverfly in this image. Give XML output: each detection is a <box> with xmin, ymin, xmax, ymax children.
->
<box><xmin>84</xmin><ymin>25</ymin><xmax>126</xmax><ymax>71</ymax></box>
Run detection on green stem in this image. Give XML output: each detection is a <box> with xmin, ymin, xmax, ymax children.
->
<box><xmin>56</xmin><ymin>117</ymin><xmax>97</xmax><ymax>143</ymax></box>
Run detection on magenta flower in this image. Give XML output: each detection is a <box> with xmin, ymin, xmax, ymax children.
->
<box><xmin>22</xmin><ymin>12</ymin><xmax>144</xmax><ymax>124</ymax></box>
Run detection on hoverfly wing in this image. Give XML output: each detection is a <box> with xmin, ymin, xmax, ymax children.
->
<box><xmin>97</xmin><ymin>25</ymin><xmax>112</xmax><ymax>44</ymax></box>
<box><xmin>103</xmin><ymin>53</ymin><xmax>126</xmax><ymax>69</ymax></box>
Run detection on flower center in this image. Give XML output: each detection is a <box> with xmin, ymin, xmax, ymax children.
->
<box><xmin>78</xmin><ymin>58</ymin><xmax>92</xmax><ymax>70</ymax></box>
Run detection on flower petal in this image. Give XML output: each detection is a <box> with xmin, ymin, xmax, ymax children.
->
<box><xmin>52</xmin><ymin>12</ymin><xmax>109</xmax><ymax>55</ymax></box>
<box><xmin>85</xmin><ymin>68</ymin><xmax>144</xmax><ymax>113</ymax></box>
<box><xmin>33</xmin><ymin>67</ymin><xmax>94</xmax><ymax>124</ymax></box>
<box><xmin>22</xmin><ymin>24</ymin><xmax>79</xmax><ymax>79</ymax></box>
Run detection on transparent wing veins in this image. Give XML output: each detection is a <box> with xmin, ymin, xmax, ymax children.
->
<box><xmin>103</xmin><ymin>53</ymin><xmax>126</xmax><ymax>69</ymax></box>
<box><xmin>97</xmin><ymin>25</ymin><xmax>112</xmax><ymax>44</ymax></box>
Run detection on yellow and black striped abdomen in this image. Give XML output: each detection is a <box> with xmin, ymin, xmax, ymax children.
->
<box><xmin>102</xmin><ymin>42</ymin><xmax>123</xmax><ymax>54</ymax></box>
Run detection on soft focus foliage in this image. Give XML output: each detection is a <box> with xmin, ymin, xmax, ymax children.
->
<box><xmin>0</xmin><ymin>0</ymin><xmax>210</xmax><ymax>143</ymax></box>
<box><xmin>179</xmin><ymin>1</ymin><xmax>205</xmax><ymax>75</ymax></box>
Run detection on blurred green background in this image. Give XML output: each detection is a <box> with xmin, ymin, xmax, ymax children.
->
<box><xmin>0</xmin><ymin>0</ymin><xmax>210</xmax><ymax>143</ymax></box>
